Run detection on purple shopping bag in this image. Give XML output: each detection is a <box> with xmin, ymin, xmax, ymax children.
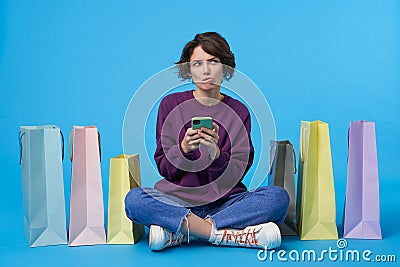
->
<box><xmin>343</xmin><ymin>120</ymin><xmax>382</xmax><ymax>239</ymax></box>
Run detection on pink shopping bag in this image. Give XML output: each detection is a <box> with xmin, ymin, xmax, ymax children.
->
<box><xmin>68</xmin><ymin>126</ymin><xmax>106</xmax><ymax>246</ymax></box>
<box><xmin>343</xmin><ymin>120</ymin><xmax>382</xmax><ymax>239</ymax></box>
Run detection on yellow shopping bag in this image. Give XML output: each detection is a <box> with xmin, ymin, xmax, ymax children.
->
<box><xmin>107</xmin><ymin>154</ymin><xmax>144</xmax><ymax>244</ymax></box>
<box><xmin>296</xmin><ymin>121</ymin><xmax>338</xmax><ymax>240</ymax></box>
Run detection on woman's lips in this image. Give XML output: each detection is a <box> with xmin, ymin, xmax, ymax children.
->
<box><xmin>202</xmin><ymin>78</ymin><xmax>214</xmax><ymax>83</ymax></box>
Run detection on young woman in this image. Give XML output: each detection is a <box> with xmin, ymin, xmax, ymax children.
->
<box><xmin>125</xmin><ymin>32</ymin><xmax>289</xmax><ymax>251</ymax></box>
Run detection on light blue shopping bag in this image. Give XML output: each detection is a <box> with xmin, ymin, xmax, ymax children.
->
<box><xmin>19</xmin><ymin>125</ymin><xmax>67</xmax><ymax>247</ymax></box>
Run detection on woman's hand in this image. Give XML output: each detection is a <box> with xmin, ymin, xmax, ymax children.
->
<box><xmin>198</xmin><ymin>122</ymin><xmax>220</xmax><ymax>160</ymax></box>
<box><xmin>181</xmin><ymin>128</ymin><xmax>202</xmax><ymax>154</ymax></box>
<box><xmin>181</xmin><ymin>122</ymin><xmax>221</xmax><ymax>160</ymax></box>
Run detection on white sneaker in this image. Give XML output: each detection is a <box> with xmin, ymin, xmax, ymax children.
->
<box><xmin>209</xmin><ymin>222</ymin><xmax>281</xmax><ymax>249</ymax></box>
<box><xmin>149</xmin><ymin>225</ymin><xmax>189</xmax><ymax>251</ymax></box>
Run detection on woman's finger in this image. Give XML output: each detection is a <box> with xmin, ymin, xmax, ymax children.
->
<box><xmin>212</xmin><ymin>122</ymin><xmax>219</xmax><ymax>134</ymax></box>
<box><xmin>199</xmin><ymin>137</ymin><xmax>216</xmax><ymax>146</ymax></box>
<box><xmin>186</xmin><ymin>128</ymin><xmax>199</xmax><ymax>136</ymax></box>
<box><xmin>186</xmin><ymin>133</ymin><xmax>200</xmax><ymax>141</ymax></box>
<box><xmin>188</xmin><ymin>138</ymin><xmax>202</xmax><ymax>145</ymax></box>
<box><xmin>199</xmin><ymin>130</ymin><xmax>218</xmax><ymax>141</ymax></box>
<box><xmin>200</xmin><ymin>127</ymin><xmax>214</xmax><ymax>136</ymax></box>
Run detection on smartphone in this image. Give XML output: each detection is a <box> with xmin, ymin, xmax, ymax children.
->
<box><xmin>191</xmin><ymin>117</ymin><xmax>213</xmax><ymax>130</ymax></box>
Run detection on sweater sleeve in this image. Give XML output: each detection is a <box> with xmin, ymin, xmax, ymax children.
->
<box><xmin>153</xmin><ymin>97</ymin><xmax>196</xmax><ymax>182</ymax></box>
<box><xmin>206</xmin><ymin>110</ymin><xmax>254</xmax><ymax>185</ymax></box>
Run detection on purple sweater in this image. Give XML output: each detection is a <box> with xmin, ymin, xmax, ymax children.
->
<box><xmin>154</xmin><ymin>90</ymin><xmax>254</xmax><ymax>206</ymax></box>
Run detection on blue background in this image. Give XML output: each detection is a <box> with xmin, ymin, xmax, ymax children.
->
<box><xmin>0</xmin><ymin>0</ymin><xmax>399</xmax><ymax>266</ymax></box>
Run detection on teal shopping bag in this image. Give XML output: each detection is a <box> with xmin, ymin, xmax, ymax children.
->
<box><xmin>19</xmin><ymin>125</ymin><xmax>67</xmax><ymax>247</ymax></box>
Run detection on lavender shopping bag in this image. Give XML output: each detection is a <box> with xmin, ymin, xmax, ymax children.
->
<box><xmin>343</xmin><ymin>120</ymin><xmax>382</xmax><ymax>239</ymax></box>
<box><xmin>68</xmin><ymin>126</ymin><xmax>106</xmax><ymax>246</ymax></box>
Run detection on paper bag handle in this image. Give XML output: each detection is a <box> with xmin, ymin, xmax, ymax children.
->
<box><xmin>269</xmin><ymin>143</ymin><xmax>276</xmax><ymax>175</ymax></box>
<box><xmin>18</xmin><ymin>131</ymin><xmax>25</xmax><ymax>165</ymax></box>
<box><xmin>19</xmin><ymin>129</ymin><xmax>64</xmax><ymax>165</ymax></box>
<box><xmin>347</xmin><ymin>127</ymin><xmax>350</xmax><ymax>163</ymax></box>
<box><xmin>60</xmin><ymin>131</ymin><xmax>65</xmax><ymax>161</ymax></box>
<box><xmin>68</xmin><ymin>130</ymin><xmax>74</xmax><ymax>162</ymax></box>
<box><xmin>68</xmin><ymin>129</ymin><xmax>102</xmax><ymax>162</ymax></box>
<box><xmin>300</xmin><ymin>127</ymin><xmax>307</xmax><ymax>162</ymax></box>
<box><xmin>292</xmin><ymin>147</ymin><xmax>297</xmax><ymax>174</ymax></box>
<box><xmin>98</xmin><ymin>131</ymin><xmax>102</xmax><ymax>162</ymax></box>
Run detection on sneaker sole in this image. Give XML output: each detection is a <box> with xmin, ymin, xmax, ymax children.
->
<box><xmin>149</xmin><ymin>225</ymin><xmax>164</xmax><ymax>251</ymax></box>
<box><xmin>266</xmin><ymin>222</ymin><xmax>281</xmax><ymax>249</ymax></box>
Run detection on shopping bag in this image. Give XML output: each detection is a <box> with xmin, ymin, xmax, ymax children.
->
<box><xmin>268</xmin><ymin>140</ymin><xmax>298</xmax><ymax>235</ymax></box>
<box><xmin>343</xmin><ymin>121</ymin><xmax>382</xmax><ymax>239</ymax></box>
<box><xmin>107</xmin><ymin>154</ymin><xmax>144</xmax><ymax>244</ymax></box>
<box><xmin>296</xmin><ymin>120</ymin><xmax>338</xmax><ymax>240</ymax></box>
<box><xmin>19</xmin><ymin>125</ymin><xmax>67</xmax><ymax>247</ymax></box>
<box><xmin>68</xmin><ymin>126</ymin><xmax>106</xmax><ymax>246</ymax></box>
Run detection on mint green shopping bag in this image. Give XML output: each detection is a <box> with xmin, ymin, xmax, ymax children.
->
<box><xmin>19</xmin><ymin>125</ymin><xmax>67</xmax><ymax>247</ymax></box>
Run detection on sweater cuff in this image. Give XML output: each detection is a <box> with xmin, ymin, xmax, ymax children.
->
<box><xmin>209</xmin><ymin>151</ymin><xmax>228</xmax><ymax>170</ymax></box>
<box><xmin>179</xmin><ymin>144</ymin><xmax>197</xmax><ymax>160</ymax></box>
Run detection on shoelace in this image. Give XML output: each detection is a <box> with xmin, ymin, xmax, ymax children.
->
<box><xmin>168</xmin><ymin>232</ymin><xmax>185</xmax><ymax>246</ymax></box>
<box><xmin>168</xmin><ymin>216</ymin><xmax>190</xmax><ymax>246</ymax></box>
<box><xmin>218</xmin><ymin>227</ymin><xmax>261</xmax><ymax>247</ymax></box>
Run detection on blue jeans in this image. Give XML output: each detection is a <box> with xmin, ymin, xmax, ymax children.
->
<box><xmin>125</xmin><ymin>186</ymin><xmax>289</xmax><ymax>234</ymax></box>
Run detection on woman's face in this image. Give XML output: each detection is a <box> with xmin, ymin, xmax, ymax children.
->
<box><xmin>189</xmin><ymin>46</ymin><xmax>223</xmax><ymax>91</ymax></box>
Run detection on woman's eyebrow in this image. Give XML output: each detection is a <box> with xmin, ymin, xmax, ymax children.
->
<box><xmin>191</xmin><ymin>57</ymin><xmax>219</xmax><ymax>62</ymax></box>
<box><xmin>207</xmin><ymin>57</ymin><xmax>219</xmax><ymax>61</ymax></box>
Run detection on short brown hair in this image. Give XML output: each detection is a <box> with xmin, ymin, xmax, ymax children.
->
<box><xmin>175</xmin><ymin>32</ymin><xmax>235</xmax><ymax>80</ymax></box>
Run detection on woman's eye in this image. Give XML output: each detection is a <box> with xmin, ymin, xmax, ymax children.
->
<box><xmin>192</xmin><ymin>61</ymin><xmax>201</xmax><ymax>66</ymax></box>
<box><xmin>210</xmin><ymin>59</ymin><xmax>220</xmax><ymax>64</ymax></box>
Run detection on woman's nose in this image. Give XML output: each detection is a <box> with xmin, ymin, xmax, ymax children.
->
<box><xmin>203</xmin><ymin>62</ymin><xmax>211</xmax><ymax>75</ymax></box>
